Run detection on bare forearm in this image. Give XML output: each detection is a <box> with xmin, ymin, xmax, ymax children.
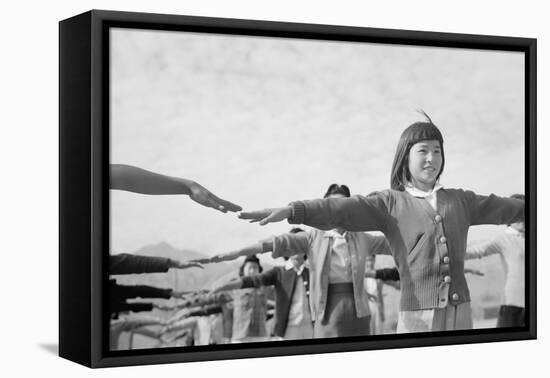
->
<box><xmin>465</xmin><ymin>241</ymin><xmax>501</xmax><ymax>260</ymax></box>
<box><xmin>110</xmin><ymin>164</ymin><xmax>193</xmax><ymax>195</ymax></box>
<box><xmin>212</xmin><ymin>280</ymin><xmax>243</xmax><ymax>293</ymax></box>
<box><xmin>216</xmin><ymin>242</ymin><xmax>269</xmax><ymax>262</ymax></box>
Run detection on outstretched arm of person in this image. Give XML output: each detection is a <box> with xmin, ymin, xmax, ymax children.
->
<box><xmin>110</xmin><ymin>253</ymin><xmax>203</xmax><ymax>275</ymax></box>
<box><xmin>189</xmin><ymin>242</ymin><xmax>270</xmax><ymax>264</ymax></box>
<box><xmin>466</xmin><ymin>191</ymin><xmax>524</xmax><ymax>226</ymax></box>
<box><xmin>210</xmin><ymin>278</ymin><xmax>244</xmax><ymax>294</ymax></box>
<box><xmin>239</xmin><ymin>193</ymin><xmax>389</xmax><ymax>231</ymax></box>
<box><xmin>210</xmin><ymin>267</ymin><xmax>280</xmax><ymax>294</ymax></box>
<box><xmin>464</xmin><ymin>267</ymin><xmax>485</xmax><ymax>276</ymax></box>
<box><xmin>167</xmin><ymin>259</ymin><xmax>204</xmax><ymax>270</ymax></box>
<box><xmin>117</xmin><ymin>314</ymin><xmax>167</xmax><ymax>332</ymax></box>
<box><xmin>465</xmin><ymin>239</ymin><xmax>503</xmax><ymax>260</ymax></box>
<box><xmin>164</xmin><ymin>317</ymin><xmax>198</xmax><ymax>333</ymax></box>
<box><xmin>238</xmin><ymin>206</ymin><xmax>294</xmax><ymax>226</ymax></box>
<box><xmin>110</xmin><ymin>164</ymin><xmax>242</xmax><ymax>213</ymax></box>
<box><xmin>192</xmin><ymin>231</ymin><xmax>309</xmax><ymax>265</ymax></box>
<box><xmin>179</xmin><ymin>292</ymin><xmax>233</xmax><ymax>309</ymax></box>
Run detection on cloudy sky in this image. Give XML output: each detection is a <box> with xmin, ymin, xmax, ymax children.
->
<box><xmin>109</xmin><ymin>27</ymin><xmax>524</xmax><ymax>260</ymax></box>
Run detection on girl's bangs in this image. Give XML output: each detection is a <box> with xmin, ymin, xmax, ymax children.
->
<box><xmin>405</xmin><ymin>122</ymin><xmax>444</xmax><ymax>147</ymax></box>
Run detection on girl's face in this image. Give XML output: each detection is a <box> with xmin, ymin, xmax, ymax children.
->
<box><xmin>407</xmin><ymin>139</ymin><xmax>442</xmax><ymax>191</ymax></box>
<box><xmin>242</xmin><ymin>262</ymin><xmax>260</xmax><ymax>277</ymax></box>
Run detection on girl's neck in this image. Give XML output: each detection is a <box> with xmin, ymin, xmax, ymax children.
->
<box><xmin>408</xmin><ymin>179</ymin><xmax>436</xmax><ymax>192</ymax></box>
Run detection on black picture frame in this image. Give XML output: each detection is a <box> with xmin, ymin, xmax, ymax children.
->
<box><xmin>59</xmin><ymin>9</ymin><xmax>537</xmax><ymax>368</ymax></box>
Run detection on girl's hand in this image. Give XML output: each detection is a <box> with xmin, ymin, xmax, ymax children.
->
<box><xmin>464</xmin><ymin>267</ymin><xmax>485</xmax><ymax>276</ymax></box>
<box><xmin>174</xmin><ymin>261</ymin><xmax>204</xmax><ymax>270</ymax></box>
<box><xmin>238</xmin><ymin>206</ymin><xmax>293</xmax><ymax>226</ymax></box>
<box><xmin>188</xmin><ymin>181</ymin><xmax>242</xmax><ymax>213</ymax></box>
<box><xmin>188</xmin><ymin>255</ymin><xmax>225</xmax><ymax>265</ymax></box>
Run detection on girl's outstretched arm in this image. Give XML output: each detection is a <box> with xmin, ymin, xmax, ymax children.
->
<box><xmin>110</xmin><ymin>164</ymin><xmax>242</xmax><ymax>213</ymax></box>
<box><xmin>464</xmin><ymin>267</ymin><xmax>485</xmax><ymax>276</ymax></box>
<box><xmin>189</xmin><ymin>242</ymin><xmax>271</xmax><ymax>264</ymax></box>
<box><xmin>210</xmin><ymin>278</ymin><xmax>243</xmax><ymax>294</ymax></box>
<box><xmin>465</xmin><ymin>191</ymin><xmax>524</xmax><ymax>226</ymax></box>
<box><xmin>240</xmin><ymin>193</ymin><xmax>389</xmax><ymax>232</ymax></box>
<box><xmin>165</xmin><ymin>317</ymin><xmax>198</xmax><ymax>333</ymax></box>
<box><xmin>238</xmin><ymin>207</ymin><xmax>293</xmax><ymax>226</ymax></box>
<box><xmin>464</xmin><ymin>239</ymin><xmax>503</xmax><ymax>260</ymax></box>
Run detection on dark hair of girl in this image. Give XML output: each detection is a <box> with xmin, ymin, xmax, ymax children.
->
<box><xmin>324</xmin><ymin>183</ymin><xmax>351</xmax><ymax>198</ymax></box>
<box><xmin>390</xmin><ymin>110</ymin><xmax>445</xmax><ymax>191</ymax></box>
<box><xmin>238</xmin><ymin>255</ymin><xmax>263</xmax><ymax>277</ymax></box>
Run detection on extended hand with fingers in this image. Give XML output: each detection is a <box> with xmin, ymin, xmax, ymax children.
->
<box><xmin>187</xmin><ymin>255</ymin><xmax>225</xmax><ymax>265</ymax></box>
<box><xmin>464</xmin><ymin>267</ymin><xmax>485</xmax><ymax>276</ymax></box>
<box><xmin>238</xmin><ymin>206</ymin><xmax>293</xmax><ymax>226</ymax></box>
<box><xmin>176</xmin><ymin>261</ymin><xmax>204</xmax><ymax>270</ymax></box>
<box><xmin>188</xmin><ymin>181</ymin><xmax>242</xmax><ymax>213</ymax></box>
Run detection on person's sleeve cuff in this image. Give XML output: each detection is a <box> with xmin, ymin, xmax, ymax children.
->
<box><xmin>288</xmin><ymin>202</ymin><xmax>305</xmax><ymax>224</ymax></box>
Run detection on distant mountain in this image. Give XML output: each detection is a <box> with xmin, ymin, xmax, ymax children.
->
<box><xmin>133</xmin><ymin>241</ymin><xmax>206</xmax><ymax>262</ymax></box>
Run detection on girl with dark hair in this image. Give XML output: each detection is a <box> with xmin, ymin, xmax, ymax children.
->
<box><xmin>238</xmin><ymin>113</ymin><xmax>524</xmax><ymax>333</ymax></box>
<box><xmin>192</xmin><ymin>185</ymin><xmax>392</xmax><ymax>339</ymax></box>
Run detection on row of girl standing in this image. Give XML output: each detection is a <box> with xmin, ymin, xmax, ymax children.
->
<box><xmin>192</xmin><ymin>113</ymin><xmax>524</xmax><ymax>335</ymax></box>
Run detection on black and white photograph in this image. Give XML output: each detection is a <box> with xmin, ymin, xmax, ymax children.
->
<box><xmin>107</xmin><ymin>24</ymin><xmax>529</xmax><ymax>352</ymax></box>
<box><xmin>5</xmin><ymin>0</ymin><xmax>548</xmax><ymax>375</ymax></box>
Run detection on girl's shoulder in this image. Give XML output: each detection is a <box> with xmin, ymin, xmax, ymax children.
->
<box><xmin>439</xmin><ymin>187</ymin><xmax>477</xmax><ymax>199</ymax></box>
<box><xmin>380</xmin><ymin>187</ymin><xmax>476</xmax><ymax>205</ymax></box>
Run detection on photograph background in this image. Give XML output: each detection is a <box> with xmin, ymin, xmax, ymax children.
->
<box><xmin>2</xmin><ymin>0</ymin><xmax>547</xmax><ymax>377</ymax></box>
<box><xmin>110</xmin><ymin>29</ymin><xmax>525</xmax><ymax>257</ymax></box>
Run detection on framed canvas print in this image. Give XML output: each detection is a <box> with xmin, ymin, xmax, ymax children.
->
<box><xmin>59</xmin><ymin>9</ymin><xmax>537</xmax><ymax>368</ymax></box>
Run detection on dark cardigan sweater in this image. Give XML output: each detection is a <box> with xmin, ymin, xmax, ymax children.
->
<box><xmin>289</xmin><ymin>188</ymin><xmax>524</xmax><ymax>311</ymax></box>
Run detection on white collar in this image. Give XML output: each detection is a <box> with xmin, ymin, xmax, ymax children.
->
<box><xmin>323</xmin><ymin>230</ymin><xmax>347</xmax><ymax>239</ymax></box>
<box><xmin>405</xmin><ymin>182</ymin><xmax>443</xmax><ymax>198</ymax></box>
<box><xmin>285</xmin><ymin>259</ymin><xmax>305</xmax><ymax>274</ymax></box>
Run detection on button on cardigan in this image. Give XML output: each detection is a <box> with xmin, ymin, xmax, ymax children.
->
<box><xmin>288</xmin><ymin>189</ymin><xmax>524</xmax><ymax>311</ymax></box>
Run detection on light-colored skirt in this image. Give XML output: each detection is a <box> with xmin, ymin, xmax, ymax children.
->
<box><xmin>397</xmin><ymin>302</ymin><xmax>473</xmax><ymax>333</ymax></box>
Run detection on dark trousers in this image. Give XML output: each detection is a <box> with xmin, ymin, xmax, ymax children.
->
<box><xmin>496</xmin><ymin>305</ymin><xmax>525</xmax><ymax>327</ymax></box>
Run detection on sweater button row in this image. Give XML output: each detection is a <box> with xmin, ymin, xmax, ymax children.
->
<box><xmin>440</xmin><ymin>236</ymin><xmax>447</xmax><ymax>244</ymax></box>
<box><xmin>442</xmin><ymin>256</ymin><xmax>450</xmax><ymax>264</ymax></box>
<box><xmin>443</xmin><ymin>275</ymin><xmax>451</xmax><ymax>284</ymax></box>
